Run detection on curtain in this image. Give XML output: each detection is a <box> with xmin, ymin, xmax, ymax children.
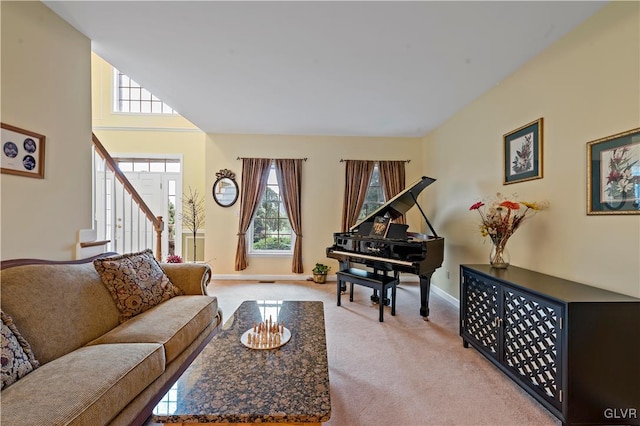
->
<box><xmin>234</xmin><ymin>158</ymin><xmax>272</xmax><ymax>271</ymax></box>
<box><xmin>275</xmin><ymin>159</ymin><xmax>303</xmax><ymax>273</ymax></box>
<box><xmin>378</xmin><ymin>160</ymin><xmax>406</xmax><ymax>224</ymax></box>
<box><xmin>341</xmin><ymin>160</ymin><xmax>375</xmax><ymax>231</ymax></box>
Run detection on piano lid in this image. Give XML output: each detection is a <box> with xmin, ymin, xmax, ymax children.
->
<box><xmin>349</xmin><ymin>176</ymin><xmax>436</xmax><ymax>232</ymax></box>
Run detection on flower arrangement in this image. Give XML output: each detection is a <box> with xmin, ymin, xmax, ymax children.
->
<box><xmin>469</xmin><ymin>193</ymin><xmax>548</xmax><ymax>267</ymax></box>
<box><xmin>605</xmin><ymin>146</ymin><xmax>639</xmax><ymax>200</ymax></box>
<box><xmin>166</xmin><ymin>254</ymin><xmax>183</xmax><ymax>263</ymax></box>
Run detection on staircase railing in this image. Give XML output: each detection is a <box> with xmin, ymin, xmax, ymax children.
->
<box><xmin>92</xmin><ymin>133</ymin><xmax>164</xmax><ymax>260</ymax></box>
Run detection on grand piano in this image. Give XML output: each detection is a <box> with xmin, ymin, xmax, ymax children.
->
<box><xmin>326</xmin><ymin>176</ymin><xmax>444</xmax><ymax>319</ymax></box>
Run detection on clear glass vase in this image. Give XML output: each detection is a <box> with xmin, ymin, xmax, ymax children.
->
<box><xmin>489</xmin><ymin>241</ymin><xmax>510</xmax><ymax>269</ymax></box>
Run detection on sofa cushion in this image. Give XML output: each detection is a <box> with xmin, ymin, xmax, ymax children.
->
<box><xmin>0</xmin><ymin>262</ymin><xmax>120</xmax><ymax>365</ymax></box>
<box><xmin>0</xmin><ymin>343</ymin><xmax>164</xmax><ymax>426</ymax></box>
<box><xmin>1</xmin><ymin>311</ymin><xmax>39</xmax><ymax>390</ymax></box>
<box><xmin>88</xmin><ymin>295</ymin><xmax>218</xmax><ymax>364</ymax></box>
<box><xmin>94</xmin><ymin>249</ymin><xmax>184</xmax><ymax>323</ymax></box>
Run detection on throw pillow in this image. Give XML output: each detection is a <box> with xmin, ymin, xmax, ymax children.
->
<box><xmin>93</xmin><ymin>249</ymin><xmax>184</xmax><ymax>323</ymax></box>
<box><xmin>1</xmin><ymin>311</ymin><xmax>39</xmax><ymax>390</ymax></box>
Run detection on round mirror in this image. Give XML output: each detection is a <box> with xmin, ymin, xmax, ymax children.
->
<box><xmin>212</xmin><ymin>172</ymin><xmax>239</xmax><ymax>207</ymax></box>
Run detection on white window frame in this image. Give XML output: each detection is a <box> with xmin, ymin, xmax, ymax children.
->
<box><xmin>248</xmin><ymin>162</ymin><xmax>294</xmax><ymax>256</ymax></box>
<box><xmin>113</xmin><ymin>69</ymin><xmax>177</xmax><ymax>115</ymax></box>
<box><xmin>357</xmin><ymin>162</ymin><xmax>385</xmax><ymax>221</ymax></box>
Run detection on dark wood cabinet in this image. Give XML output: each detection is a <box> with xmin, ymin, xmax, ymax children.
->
<box><xmin>460</xmin><ymin>264</ymin><xmax>640</xmax><ymax>426</ymax></box>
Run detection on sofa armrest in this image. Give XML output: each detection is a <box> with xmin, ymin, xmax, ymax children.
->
<box><xmin>160</xmin><ymin>263</ymin><xmax>212</xmax><ymax>295</ymax></box>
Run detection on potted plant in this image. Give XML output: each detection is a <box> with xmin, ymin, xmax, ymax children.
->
<box><xmin>312</xmin><ymin>263</ymin><xmax>331</xmax><ymax>284</ymax></box>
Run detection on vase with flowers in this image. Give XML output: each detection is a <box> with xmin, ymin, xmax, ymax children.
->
<box><xmin>469</xmin><ymin>193</ymin><xmax>548</xmax><ymax>268</ymax></box>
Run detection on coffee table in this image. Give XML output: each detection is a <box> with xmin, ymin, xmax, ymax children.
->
<box><xmin>151</xmin><ymin>300</ymin><xmax>331</xmax><ymax>426</ymax></box>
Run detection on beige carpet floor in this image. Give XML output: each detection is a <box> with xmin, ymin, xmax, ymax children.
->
<box><xmin>148</xmin><ymin>278</ymin><xmax>560</xmax><ymax>426</ymax></box>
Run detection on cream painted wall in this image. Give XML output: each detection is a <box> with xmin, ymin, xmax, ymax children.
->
<box><xmin>423</xmin><ymin>2</ymin><xmax>640</xmax><ymax>298</ymax></box>
<box><xmin>204</xmin><ymin>134</ymin><xmax>424</xmax><ymax>276</ymax></box>
<box><xmin>92</xmin><ymin>129</ymin><xmax>207</xmax><ymax>204</ymax></box>
<box><xmin>1</xmin><ymin>1</ymin><xmax>92</xmax><ymax>260</ymax></box>
<box><xmin>92</xmin><ymin>53</ymin><xmax>200</xmax><ymax>131</ymax></box>
<box><xmin>91</xmin><ymin>53</ymin><xmax>208</xmax><ymax>259</ymax></box>
<box><xmin>91</xmin><ymin>53</ymin><xmax>206</xmax><ymax>198</ymax></box>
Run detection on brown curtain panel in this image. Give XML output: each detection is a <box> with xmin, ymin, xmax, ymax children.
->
<box><xmin>378</xmin><ymin>160</ymin><xmax>406</xmax><ymax>224</ymax></box>
<box><xmin>235</xmin><ymin>158</ymin><xmax>272</xmax><ymax>271</ymax></box>
<box><xmin>275</xmin><ymin>159</ymin><xmax>303</xmax><ymax>273</ymax></box>
<box><xmin>341</xmin><ymin>160</ymin><xmax>375</xmax><ymax>231</ymax></box>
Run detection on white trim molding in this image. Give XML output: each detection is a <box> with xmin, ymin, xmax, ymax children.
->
<box><xmin>211</xmin><ymin>272</ymin><xmax>460</xmax><ymax>308</ymax></box>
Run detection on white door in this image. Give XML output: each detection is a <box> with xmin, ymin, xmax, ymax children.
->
<box><xmin>114</xmin><ymin>172</ymin><xmax>163</xmax><ymax>255</ymax></box>
<box><xmin>93</xmin><ymin>152</ymin><xmax>184</xmax><ymax>258</ymax></box>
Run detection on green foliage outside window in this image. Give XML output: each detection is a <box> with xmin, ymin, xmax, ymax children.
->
<box><xmin>252</xmin><ymin>185</ymin><xmax>293</xmax><ymax>251</ymax></box>
<box><xmin>358</xmin><ymin>164</ymin><xmax>385</xmax><ymax>221</ymax></box>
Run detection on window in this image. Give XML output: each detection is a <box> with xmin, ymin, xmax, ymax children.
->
<box><xmin>115</xmin><ymin>158</ymin><xmax>181</xmax><ymax>173</ymax></box>
<box><xmin>167</xmin><ymin>179</ymin><xmax>177</xmax><ymax>256</ymax></box>
<box><xmin>249</xmin><ymin>162</ymin><xmax>293</xmax><ymax>254</ymax></box>
<box><xmin>114</xmin><ymin>70</ymin><xmax>176</xmax><ymax>114</ymax></box>
<box><xmin>357</xmin><ymin>163</ymin><xmax>385</xmax><ymax>221</ymax></box>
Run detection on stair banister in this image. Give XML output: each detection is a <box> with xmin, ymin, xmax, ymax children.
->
<box><xmin>92</xmin><ymin>133</ymin><xmax>164</xmax><ymax>261</ymax></box>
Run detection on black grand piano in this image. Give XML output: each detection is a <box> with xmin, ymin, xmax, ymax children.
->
<box><xmin>326</xmin><ymin>176</ymin><xmax>444</xmax><ymax>319</ymax></box>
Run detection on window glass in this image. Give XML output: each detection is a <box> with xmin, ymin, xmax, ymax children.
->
<box><xmin>166</xmin><ymin>162</ymin><xmax>181</xmax><ymax>173</ymax></box>
<box><xmin>133</xmin><ymin>162</ymin><xmax>149</xmax><ymax>172</ymax></box>
<box><xmin>357</xmin><ymin>163</ymin><xmax>385</xmax><ymax>221</ymax></box>
<box><xmin>149</xmin><ymin>162</ymin><xmax>165</xmax><ymax>172</ymax></box>
<box><xmin>250</xmin><ymin>163</ymin><xmax>293</xmax><ymax>253</ymax></box>
<box><xmin>115</xmin><ymin>158</ymin><xmax>181</xmax><ymax>173</ymax></box>
<box><xmin>118</xmin><ymin>162</ymin><xmax>133</xmax><ymax>172</ymax></box>
<box><xmin>114</xmin><ymin>69</ymin><xmax>176</xmax><ymax>114</ymax></box>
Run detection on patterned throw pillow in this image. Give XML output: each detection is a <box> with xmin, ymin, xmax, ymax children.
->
<box><xmin>93</xmin><ymin>249</ymin><xmax>184</xmax><ymax>323</ymax></box>
<box><xmin>1</xmin><ymin>311</ymin><xmax>39</xmax><ymax>390</ymax></box>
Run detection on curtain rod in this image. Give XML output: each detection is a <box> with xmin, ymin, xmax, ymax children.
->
<box><xmin>237</xmin><ymin>157</ymin><xmax>307</xmax><ymax>161</ymax></box>
<box><xmin>339</xmin><ymin>159</ymin><xmax>411</xmax><ymax>163</ymax></box>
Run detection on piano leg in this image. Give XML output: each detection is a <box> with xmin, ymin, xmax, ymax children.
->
<box><xmin>339</xmin><ymin>259</ymin><xmax>349</xmax><ymax>293</ymax></box>
<box><xmin>370</xmin><ymin>289</ymin><xmax>379</xmax><ymax>304</ymax></box>
<box><xmin>371</xmin><ymin>269</ymin><xmax>391</xmax><ymax>305</ymax></box>
<box><xmin>419</xmin><ymin>273</ymin><xmax>433</xmax><ymax>320</ymax></box>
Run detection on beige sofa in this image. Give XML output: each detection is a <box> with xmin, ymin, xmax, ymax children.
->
<box><xmin>0</xmin><ymin>252</ymin><xmax>222</xmax><ymax>426</ymax></box>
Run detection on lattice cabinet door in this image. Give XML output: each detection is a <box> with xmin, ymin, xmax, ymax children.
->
<box><xmin>502</xmin><ymin>287</ymin><xmax>563</xmax><ymax>410</ymax></box>
<box><xmin>460</xmin><ymin>270</ymin><xmax>500</xmax><ymax>360</ymax></box>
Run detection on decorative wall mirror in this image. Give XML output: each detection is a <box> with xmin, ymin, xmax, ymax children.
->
<box><xmin>212</xmin><ymin>169</ymin><xmax>239</xmax><ymax>207</ymax></box>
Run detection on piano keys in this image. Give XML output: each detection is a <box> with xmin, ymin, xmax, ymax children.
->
<box><xmin>326</xmin><ymin>176</ymin><xmax>444</xmax><ymax>319</ymax></box>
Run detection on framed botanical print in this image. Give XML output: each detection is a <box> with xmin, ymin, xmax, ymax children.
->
<box><xmin>587</xmin><ymin>127</ymin><xmax>640</xmax><ymax>215</ymax></box>
<box><xmin>503</xmin><ymin>118</ymin><xmax>543</xmax><ymax>185</ymax></box>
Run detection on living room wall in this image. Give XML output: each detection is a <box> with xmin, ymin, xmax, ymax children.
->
<box><xmin>424</xmin><ymin>2</ymin><xmax>640</xmax><ymax>298</ymax></box>
<box><xmin>1</xmin><ymin>1</ymin><xmax>92</xmax><ymax>260</ymax></box>
<box><xmin>91</xmin><ymin>53</ymin><xmax>208</xmax><ymax>261</ymax></box>
<box><xmin>204</xmin><ymin>134</ymin><xmax>424</xmax><ymax>277</ymax></box>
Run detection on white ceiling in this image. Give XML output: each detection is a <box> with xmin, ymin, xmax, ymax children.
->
<box><xmin>44</xmin><ymin>1</ymin><xmax>606</xmax><ymax>138</ymax></box>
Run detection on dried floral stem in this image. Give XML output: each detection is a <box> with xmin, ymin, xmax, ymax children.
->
<box><xmin>181</xmin><ymin>187</ymin><xmax>205</xmax><ymax>262</ymax></box>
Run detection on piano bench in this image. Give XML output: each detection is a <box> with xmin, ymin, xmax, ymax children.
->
<box><xmin>336</xmin><ymin>268</ymin><xmax>398</xmax><ymax>322</ymax></box>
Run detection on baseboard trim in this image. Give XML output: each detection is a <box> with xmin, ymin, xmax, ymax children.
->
<box><xmin>212</xmin><ymin>273</ymin><xmax>460</xmax><ymax>308</ymax></box>
<box><xmin>430</xmin><ymin>283</ymin><xmax>460</xmax><ymax>308</ymax></box>
<box><xmin>213</xmin><ymin>273</ymin><xmax>321</xmax><ymax>281</ymax></box>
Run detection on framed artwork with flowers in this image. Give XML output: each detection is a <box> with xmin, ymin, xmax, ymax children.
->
<box><xmin>503</xmin><ymin>118</ymin><xmax>543</xmax><ymax>185</ymax></box>
<box><xmin>1</xmin><ymin>123</ymin><xmax>46</xmax><ymax>179</ymax></box>
<box><xmin>587</xmin><ymin>127</ymin><xmax>640</xmax><ymax>215</ymax></box>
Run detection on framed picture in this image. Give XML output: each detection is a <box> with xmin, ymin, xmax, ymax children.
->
<box><xmin>503</xmin><ymin>118</ymin><xmax>543</xmax><ymax>185</ymax></box>
<box><xmin>587</xmin><ymin>127</ymin><xmax>640</xmax><ymax>215</ymax></box>
<box><xmin>1</xmin><ymin>123</ymin><xmax>46</xmax><ymax>179</ymax></box>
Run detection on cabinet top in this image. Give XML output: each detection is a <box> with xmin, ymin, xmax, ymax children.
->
<box><xmin>461</xmin><ymin>264</ymin><xmax>640</xmax><ymax>303</ymax></box>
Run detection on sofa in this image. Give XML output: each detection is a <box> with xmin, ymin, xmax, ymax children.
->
<box><xmin>0</xmin><ymin>250</ymin><xmax>223</xmax><ymax>426</ymax></box>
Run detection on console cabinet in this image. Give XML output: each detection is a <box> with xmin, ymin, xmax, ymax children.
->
<box><xmin>460</xmin><ymin>265</ymin><xmax>640</xmax><ymax>426</ymax></box>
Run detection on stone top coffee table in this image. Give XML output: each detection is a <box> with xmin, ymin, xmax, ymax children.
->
<box><xmin>152</xmin><ymin>300</ymin><xmax>331</xmax><ymax>426</ymax></box>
